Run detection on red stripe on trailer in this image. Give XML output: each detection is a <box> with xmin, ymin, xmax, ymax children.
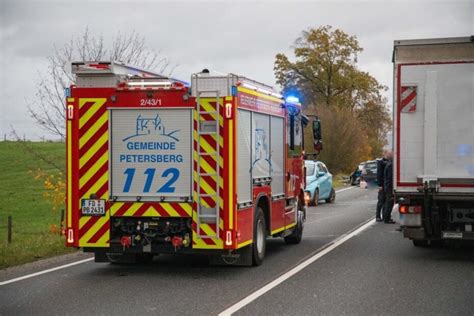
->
<box><xmin>400</xmin><ymin>86</ymin><xmax>417</xmax><ymax>113</ymax></box>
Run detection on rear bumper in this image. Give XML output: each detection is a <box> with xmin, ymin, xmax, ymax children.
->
<box><xmin>402</xmin><ymin>228</ymin><xmax>474</xmax><ymax>240</ymax></box>
<box><xmin>441</xmin><ymin>231</ymin><xmax>474</xmax><ymax>240</ymax></box>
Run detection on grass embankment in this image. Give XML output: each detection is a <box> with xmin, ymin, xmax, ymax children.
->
<box><xmin>333</xmin><ymin>174</ymin><xmax>350</xmax><ymax>189</ymax></box>
<box><xmin>0</xmin><ymin>141</ymin><xmax>74</xmax><ymax>269</ymax></box>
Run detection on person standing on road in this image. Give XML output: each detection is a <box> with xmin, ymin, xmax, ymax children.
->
<box><xmin>383</xmin><ymin>151</ymin><xmax>396</xmax><ymax>224</ymax></box>
<box><xmin>376</xmin><ymin>150</ymin><xmax>389</xmax><ymax>222</ymax></box>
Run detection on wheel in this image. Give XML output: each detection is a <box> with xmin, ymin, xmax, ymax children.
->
<box><xmin>325</xmin><ymin>188</ymin><xmax>336</xmax><ymax>203</ymax></box>
<box><xmin>412</xmin><ymin>240</ymin><xmax>430</xmax><ymax>247</ymax></box>
<box><xmin>311</xmin><ymin>190</ymin><xmax>319</xmax><ymax>206</ymax></box>
<box><xmin>252</xmin><ymin>207</ymin><xmax>267</xmax><ymax>266</ymax></box>
<box><xmin>284</xmin><ymin>205</ymin><xmax>305</xmax><ymax>244</ymax></box>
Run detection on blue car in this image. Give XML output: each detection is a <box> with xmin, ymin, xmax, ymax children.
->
<box><xmin>304</xmin><ymin>160</ymin><xmax>336</xmax><ymax>206</ymax></box>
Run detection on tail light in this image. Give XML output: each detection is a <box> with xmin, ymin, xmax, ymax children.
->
<box><xmin>399</xmin><ymin>205</ymin><xmax>422</xmax><ymax>214</ymax></box>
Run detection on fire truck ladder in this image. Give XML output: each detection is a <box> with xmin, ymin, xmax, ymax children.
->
<box><xmin>196</xmin><ymin>90</ymin><xmax>221</xmax><ymax>239</ymax></box>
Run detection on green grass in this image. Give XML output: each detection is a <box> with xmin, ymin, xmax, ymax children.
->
<box><xmin>0</xmin><ymin>141</ymin><xmax>75</xmax><ymax>269</ymax></box>
<box><xmin>333</xmin><ymin>174</ymin><xmax>350</xmax><ymax>189</ymax></box>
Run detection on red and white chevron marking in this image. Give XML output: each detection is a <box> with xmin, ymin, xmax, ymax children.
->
<box><xmin>400</xmin><ymin>86</ymin><xmax>417</xmax><ymax>113</ymax></box>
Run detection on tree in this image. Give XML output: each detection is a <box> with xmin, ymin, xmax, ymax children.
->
<box><xmin>274</xmin><ymin>25</ymin><xmax>362</xmax><ymax>108</ymax></box>
<box><xmin>28</xmin><ymin>28</ymin><xmax>174</xmax><ymax>139</ymax></box>
<box><xmin>275</xmin><ymin>25</ymin><xmax>391</xmax><ymax>171</ymax></box>
<box><xmin>309</xmin><ymin>106</ymin><xmax>371</xmax><ymax>174</ymax></box>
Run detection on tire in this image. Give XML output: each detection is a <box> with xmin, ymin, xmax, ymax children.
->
<box><xmin>252</xmin><ymin>207</ymin><xmax>267</xmax><ymax>266</ymax></box>
<box><xmin>311</xmin><ymin>190</ymin><xmax>319</xmax><ymax>207</ymax></box>
<box><xmin>325</xmin><ymin>188</ymin><xmax>336</xmax><ymax>203</ymax></box>
<box><xmin>412</xmin><ymin>240</ymin><xmax>430</xmax><ymax>247</ymax></box>
<box><xmin>284</xmin><ymin>205</ymin><xmax>304</xmax><ymax>244</ymax></box>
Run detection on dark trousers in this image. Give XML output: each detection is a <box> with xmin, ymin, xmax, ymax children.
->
<box><xmin>376</xmin><ymin>189</ymin><xmax>385</xmax><ymax>219</ymax></box>
<box><xmin>383</xmin><ymin>192</ymin><xmax>394</xmax><ymax>222</ymax></box>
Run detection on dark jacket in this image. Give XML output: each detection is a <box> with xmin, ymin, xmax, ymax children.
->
<box><xmin>377</xmin><ymin>158</ymin><xmax>388</xmax><ymax>186</ymax></box>
<box><xmin>384</xmin><ymin>160</ymin><xmax>393</xmax><ymax>194</ymax></box>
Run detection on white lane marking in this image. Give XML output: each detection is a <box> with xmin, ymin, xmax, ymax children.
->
<box><xmin>0</xmin><ymin>257</ymin><xmax>94</xmax><ymax>286</ymax></box>
<box><xmin>0</xmin><ymin>187</ymin><xmax>358</xmax><ymax>287</ymax></box>
<box><xmin>219</xmin><ymin>219</ymin><xmax>376</xmax><ymax>316</ymax></box>
<box><xmin>335</xmin><ymin>186</ymin><xmax>356</xmax><ymax>193</ymax></box>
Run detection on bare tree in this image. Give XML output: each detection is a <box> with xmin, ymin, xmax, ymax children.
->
<box><xmin>28</xmin><ymin>28</ymin><xmax>174</xmax><ymax>140</ymax></box>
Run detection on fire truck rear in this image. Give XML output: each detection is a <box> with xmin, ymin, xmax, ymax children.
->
<box><xmin>65</xmin><ymin>62</ymin><xmax>320</xmax><ymax>265</ymax></box>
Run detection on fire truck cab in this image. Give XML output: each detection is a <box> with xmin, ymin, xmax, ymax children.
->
<box><xmin>66</xmin><ymin>62</ymin><xmax>319</xmax><ymax>266</ymax></box>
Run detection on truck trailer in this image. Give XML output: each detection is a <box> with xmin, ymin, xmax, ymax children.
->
<box><xmin>65</xmin><ymin>62</ymin><xmax>320</xmax><ymax>265</ymax></box>
<box><xmin>393</xmin><ymin>37</ymin><xmax>474</xmax><ymax>246</ymax></box>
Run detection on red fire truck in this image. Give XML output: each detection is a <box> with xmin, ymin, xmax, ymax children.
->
<box><xmin>65</xmin><ymin>62</ymin><xmax>321</xmax><ymax>265</ymax></box>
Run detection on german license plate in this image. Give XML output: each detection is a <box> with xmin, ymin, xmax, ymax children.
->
<box><xmin>81</xmin><ymin>199</ymin><xmax>106</xmax><ymax>216</ymax></box>
<box><xmin>442</xmin><ymin>231</ymin><xmax>463</xmax><ymax>239</ymax></box>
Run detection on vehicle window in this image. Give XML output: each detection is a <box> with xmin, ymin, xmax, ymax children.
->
<box><xmin>317</xmin><ymin>163</ymin><xmax>322</xmax><ymax>172</ymax></box>
<box><xmin>366</xmin><ymin>162</ymin><xmax>377</xmax><ymax>171</ymax></box>
<box><xmin>305</xmin><ymin>163</ymin><xmax>315</xmax><ymax>176</ymax></box>
<box><xmin>320</xmin><ymin>164</ymin><xmax>328</xmax><ymax>173</ymax></box>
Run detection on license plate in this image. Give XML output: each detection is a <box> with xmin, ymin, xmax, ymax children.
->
<box><xmin>442</xmin><ymin>231</ymin><xmax>463</xmax><ymax>239</ymax></box>
<box><xmin>81</xmin><ymin>199</ymin><xmax>106</xmax><ymax>216</ymax></box>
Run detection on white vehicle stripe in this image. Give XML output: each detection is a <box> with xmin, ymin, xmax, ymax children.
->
<box><xmin>219</xmin><ymin>218</ymin><xmax>376</xmax><ymax>315</ymax></box>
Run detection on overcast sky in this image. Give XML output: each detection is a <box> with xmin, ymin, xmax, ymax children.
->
<box><xmin>0</xmin><ymin>0</ymin><xmax>472</xmax><ymax>140</ymax></box>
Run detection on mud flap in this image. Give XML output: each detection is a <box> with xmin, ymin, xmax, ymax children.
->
<box><xmin>209</xmin><ymin>245</ymin><xmax>253</xmax><ymax>266</ymax></box>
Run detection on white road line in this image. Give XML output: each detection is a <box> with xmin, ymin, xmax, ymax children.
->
<box><xmin>0</xmin><ymin>257</ymin><xmax>94</xmax><ymax>286</ymax></box>
<box><xmin>335</xmin><ymin>186</ymin><xmax>356</xmax><ymax>193</ymax></box>
<box><xmin>0</xmin><ymin>187</ymin><xmax>358</xmax><ymax>287</ymax></box>
<box><xmin>219</xmin><ymin>218</ymin><xmax>376</xmax><ymax>316</ymax></box>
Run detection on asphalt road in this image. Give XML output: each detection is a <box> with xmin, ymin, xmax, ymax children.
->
<box><xmin>1</xmin><ymin>186</ymin><xmax>472</xmax><ymax>315</ymax></box>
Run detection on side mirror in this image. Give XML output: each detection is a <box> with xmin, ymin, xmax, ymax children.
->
<box><xmin>318</xmin><ymin>171</ymin><xmax>326</xmax><ymax>177</ymax></box>
<box><xmin>312</xmin><ymin>118</ymin><xmax>322</xmax><ymax>141</ymax></box>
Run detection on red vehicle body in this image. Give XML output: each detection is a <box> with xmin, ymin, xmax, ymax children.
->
<box><xmin>65</xmin><ymin>62</ymin><xmax>315</xmax><ymax>265</ymax></box>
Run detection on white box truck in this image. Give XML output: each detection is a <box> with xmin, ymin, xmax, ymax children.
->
<box><xmin>393</xmin><ymin>36</ymin><xmax>474</xmax><ymax>246</ymax></box>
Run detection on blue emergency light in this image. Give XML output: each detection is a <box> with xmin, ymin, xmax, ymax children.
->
<box><xmin>285</xmin><ymin>96</ymin><xmax>300</xmax><ymax>104</ymax></box>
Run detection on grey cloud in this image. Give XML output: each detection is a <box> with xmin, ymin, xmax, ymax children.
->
<box><xmin>0</xmin><ymin>0</ymin><xmax>471</xmax><ymax>139</ymax></box>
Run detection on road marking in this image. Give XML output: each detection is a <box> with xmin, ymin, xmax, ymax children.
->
<box><xmin>0</xmin><ymin>187</ymin><xmax>358</xmax><ymax>287</ymax></box>
<box><xmin>219</xmin><ymin>218</ymin><xmax>376</xmax><ymax>316</ymax></box>
<box><xmin>335</xmin><ymin>186</ymin><xmax>356</xmax><ymax>193</ymax></box>
<box><xmin>0</xmin><ymin>257</ymin><xmax>94</xmax><ymax>286</ymax></box>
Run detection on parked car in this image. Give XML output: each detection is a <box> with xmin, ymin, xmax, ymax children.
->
<box><xmin>304</xmin><ymin>160</ymin><xmax>336</xmax><ymax>206</ymax></box>
<box><xmin>349</xmin><ymin>163</ymin><xmax>364</xmax><ymax>185</ymax></box>
<box><xmin>361</xmin><ymin>160</ymin><xmax>378</xmax><ymax>184</ymax></box>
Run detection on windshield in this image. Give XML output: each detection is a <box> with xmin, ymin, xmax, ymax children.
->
<box><xmin>366</xmin><ymin>162</ymin><xmax>377</xmax><ymax>171</ymax></box>
<box><xmin>305</xmin><ymin>163</ymin><xmax>315</xmax><ymax>176</ymax></box>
